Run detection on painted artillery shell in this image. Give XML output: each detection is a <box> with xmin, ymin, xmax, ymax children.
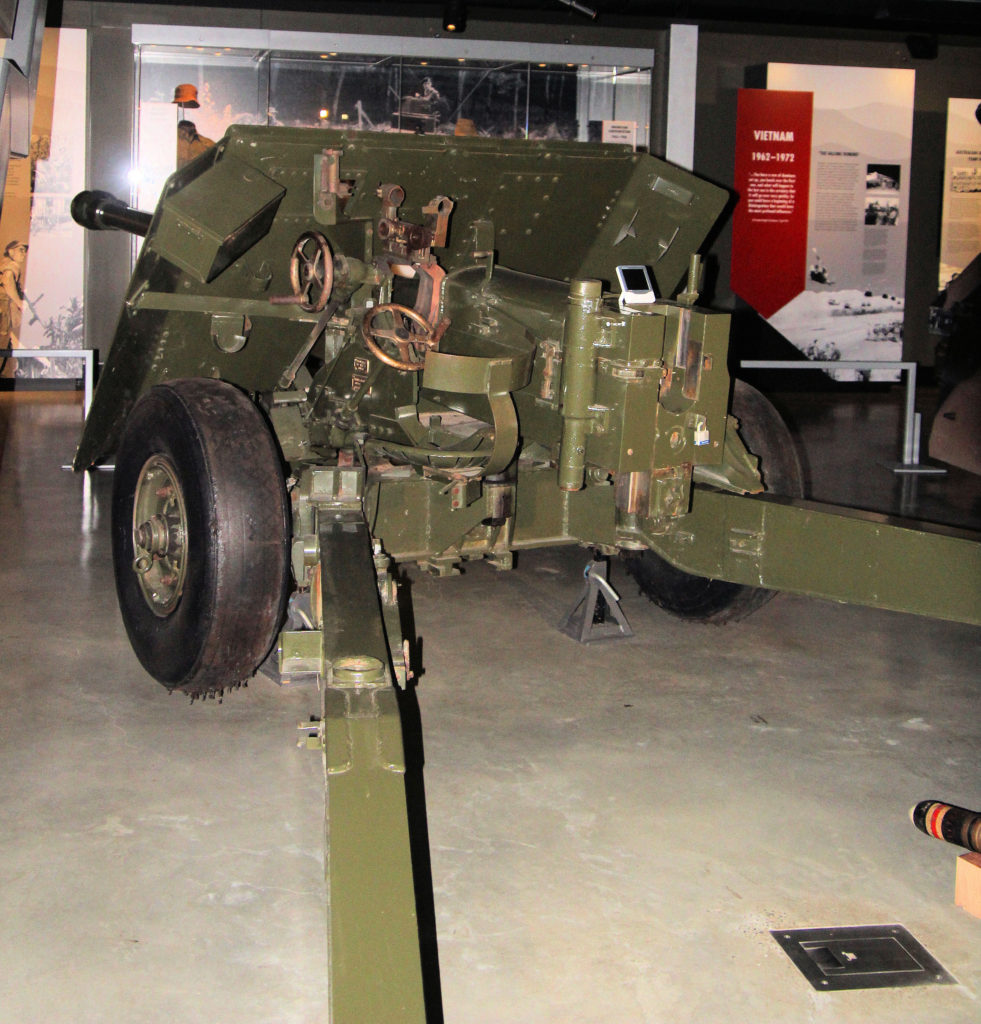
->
<box><xmin>911</xmin><ymin>800</ymin><xmax>981</xmax><ymax>853</ymax></box>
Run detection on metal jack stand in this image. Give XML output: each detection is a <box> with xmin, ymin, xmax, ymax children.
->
<box><xmin>559</xmin><ymin>558</ymin><xmax>633</xmax><ymax>643</ymax></box>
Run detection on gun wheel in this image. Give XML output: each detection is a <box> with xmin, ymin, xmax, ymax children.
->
<box><xmin>112</xmin><ymin>379</ymin><xmax>290</xmax><ymax>696</ymax></box>
<box><xmin>623</xmin><ymin>380</ymin><xmax>804</xmax><ymax>623</ymax></box>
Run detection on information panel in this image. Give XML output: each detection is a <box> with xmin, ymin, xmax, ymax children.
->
<box><xmin>731</xmin><ymin>89</ymin><xmax>812</xmax><ymax>319</ymax></box>
<box><xmin>732</xmin><ymin>65</ymin><xmax>915</xmax><ymax>380</ymax></box>
<box><xmin>938</xmin><ymin>98</ymin><xmax>981</xmax><ymax>291</ymax></box>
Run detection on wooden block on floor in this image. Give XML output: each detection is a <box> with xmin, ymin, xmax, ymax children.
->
<box><xmin>954</xmin><ymin>852</ymin><xmax>981</xmax><ymax>918</ymax></box>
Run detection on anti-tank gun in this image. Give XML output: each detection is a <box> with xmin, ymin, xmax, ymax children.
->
<box><xmin>72</xmin><ymin>127</ymin><xmax>981</xmax><ymax>1023</ymax></box>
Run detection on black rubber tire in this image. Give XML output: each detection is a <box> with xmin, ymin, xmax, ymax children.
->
<box><xmin>623</xmin><ymin>379</ymin><xmax>804</xmax><ymax>623</ymax></box>
<box><xmin>112</xmin><ymin>379</ymin><xmax>290</xmax><ymax>695</ymax></box>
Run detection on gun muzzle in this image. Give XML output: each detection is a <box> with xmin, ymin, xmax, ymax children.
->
<box><xmin>71</xmin><ymin>190</ymin><xmax>152</xmax><ymax>237</ymax></box>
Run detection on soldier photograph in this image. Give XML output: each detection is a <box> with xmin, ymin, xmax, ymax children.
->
<box><xmin>0</xmin><ymin>240</ymin><xmax>27</xmax><ymax>377</ymax></box>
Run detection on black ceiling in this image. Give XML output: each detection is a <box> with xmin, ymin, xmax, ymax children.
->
<box><xmin>57</xmin><ymin>0</ymin><xmax>981</xmax><ymax>36</ymax></box>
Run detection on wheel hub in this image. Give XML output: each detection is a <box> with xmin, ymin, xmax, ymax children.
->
<box><xmin>132</xmin><ymin>454</ymin><xmax>188</xmax><ymax>616</ymax></box>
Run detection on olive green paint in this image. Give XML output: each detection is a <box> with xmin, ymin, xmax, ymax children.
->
<box><xmin>73</xmin><ymin>125</ymin><xmax>981</xmax><ymax>1024</ymax></box>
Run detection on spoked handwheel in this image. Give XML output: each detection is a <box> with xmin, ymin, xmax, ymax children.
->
<box><xmin>112</xmin><ymin>379</ymin><xmax>290</xmax><ymax>696</ymax></box>
<box><xmin>289</xmin><ymin>231</ymin><xmax>334</xmax><ymax>312</ymax></box>
<box><xmin>361</xmin><ymin>303</ymin><xmax>437</xmax><ymax>372</ymax></box>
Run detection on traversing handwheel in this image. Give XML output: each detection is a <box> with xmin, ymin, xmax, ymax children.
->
<box><xmin>112</xmin><ymin>379</ymin><xmax>290</xmax><ymax>696</ymax></box>
<box><xmin>361</xmin><ymin>303</ymin><xmax>437</xmax><ymax>372</ymax></box>
<box><xmin>289</xmin><ymin>231</ymin><xmax>334</xmax><ymax>312</ymax></box>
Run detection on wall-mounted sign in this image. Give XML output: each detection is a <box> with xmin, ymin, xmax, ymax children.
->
<box><xmin>731</xmin><ymin>89</ymin><xmax>812</xmax><ymax>319</ymax></box>
<box><xmin>602</xmin><ymin>120</ymin><xmax>637</xmax><ymax>149</ymax></box>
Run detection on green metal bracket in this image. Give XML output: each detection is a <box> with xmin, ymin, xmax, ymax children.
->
<box><xmin>210</xmin><ymin>312</ymin><xmax>251</xmax><ymax>354</ymax></box>
<box><xmin>369</xmin><ymin>349</ymin><xmax>530</xmax><ymax>475</ymax></box>
<box><xmin>279</xmin><ymin>630</ymin><xmax>324</xmax><ymax>677</ymax></box>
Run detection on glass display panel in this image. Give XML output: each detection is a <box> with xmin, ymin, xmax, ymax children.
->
<box><xmin>134</xmin><ymin>40</ymin><xmax>652</xmax><ymax>207</ymax></box>
<box><xmin>577</xmin><ymin>65</ymin><xmax>651</xmax><ymax>144</ymax></box>
<box><xmin>269</xmin><ymin>52</ymin><xmax>399</xmax><ymax>130</ymax></box>
<box><xmin>527</xmin><ymin>62</ymin><xmax>580</xmax><ymax>140</ymax></box>
<box><xmin>135</xmin><ymin>45</ymin><xmax>267</xmax><ymax>209</ymax></box>
<box><xmin>397</xmin><ymin>58</ymin><xmax>527</xmax><ymax>137</ymax></box>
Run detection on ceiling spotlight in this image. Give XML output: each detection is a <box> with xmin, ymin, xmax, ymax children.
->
<box><xmin>557</xmin><ymin>0</ymin><xmax>597</xmax><ymax>18</ymax></box>
<box><xmin>443</xmin><ymin>0</ymin><xmax>467</xmax><ymax>33</ymax></box>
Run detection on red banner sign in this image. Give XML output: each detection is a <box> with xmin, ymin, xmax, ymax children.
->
<box><xmin>731</xmin><ymin>89</ymin><xmax>813</xmax><ymax>319</ymax></box>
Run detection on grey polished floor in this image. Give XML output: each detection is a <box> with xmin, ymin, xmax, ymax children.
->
<box><xmin>0</xmin><ymin>389</ymin><xmax>978</xmax><ymax>1023</ymax></box>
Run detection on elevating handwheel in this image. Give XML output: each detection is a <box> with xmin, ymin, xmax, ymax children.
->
<box><xmin>361</xmin><ymin>303</ymin><xmax>437</xmax><ymax>372</ymax></box>
<box><xmin>623</xmin><ymin>380</ymin><xmax>805</xmax><ymax>623</ymax></box>
<box><xmin>112</xmin><ymin>379</ymin><xmax>290</xmax><ymax>696</ymax></box>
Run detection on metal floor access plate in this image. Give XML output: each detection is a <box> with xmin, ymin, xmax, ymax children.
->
<box><xmin>771</xmin><ymin>924</ymin><xmax>957</xmax><ymax>991</ymax></box>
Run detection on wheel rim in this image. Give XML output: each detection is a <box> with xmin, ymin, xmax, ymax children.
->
<box><xmin>361</xmin><ymin>302</ymin><xmax>436</xmax><ymax>371</ymax></box>
<box><xmin>131</xmin><ymin>454</ymin><xmax>189</xmax><ymax>617</ymax></box>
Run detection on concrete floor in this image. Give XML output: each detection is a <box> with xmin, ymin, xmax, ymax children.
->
<box><xmin>0</xmin><ymin>388</ymin><xmax>979</xmax><ymax>1023</ymax></box>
